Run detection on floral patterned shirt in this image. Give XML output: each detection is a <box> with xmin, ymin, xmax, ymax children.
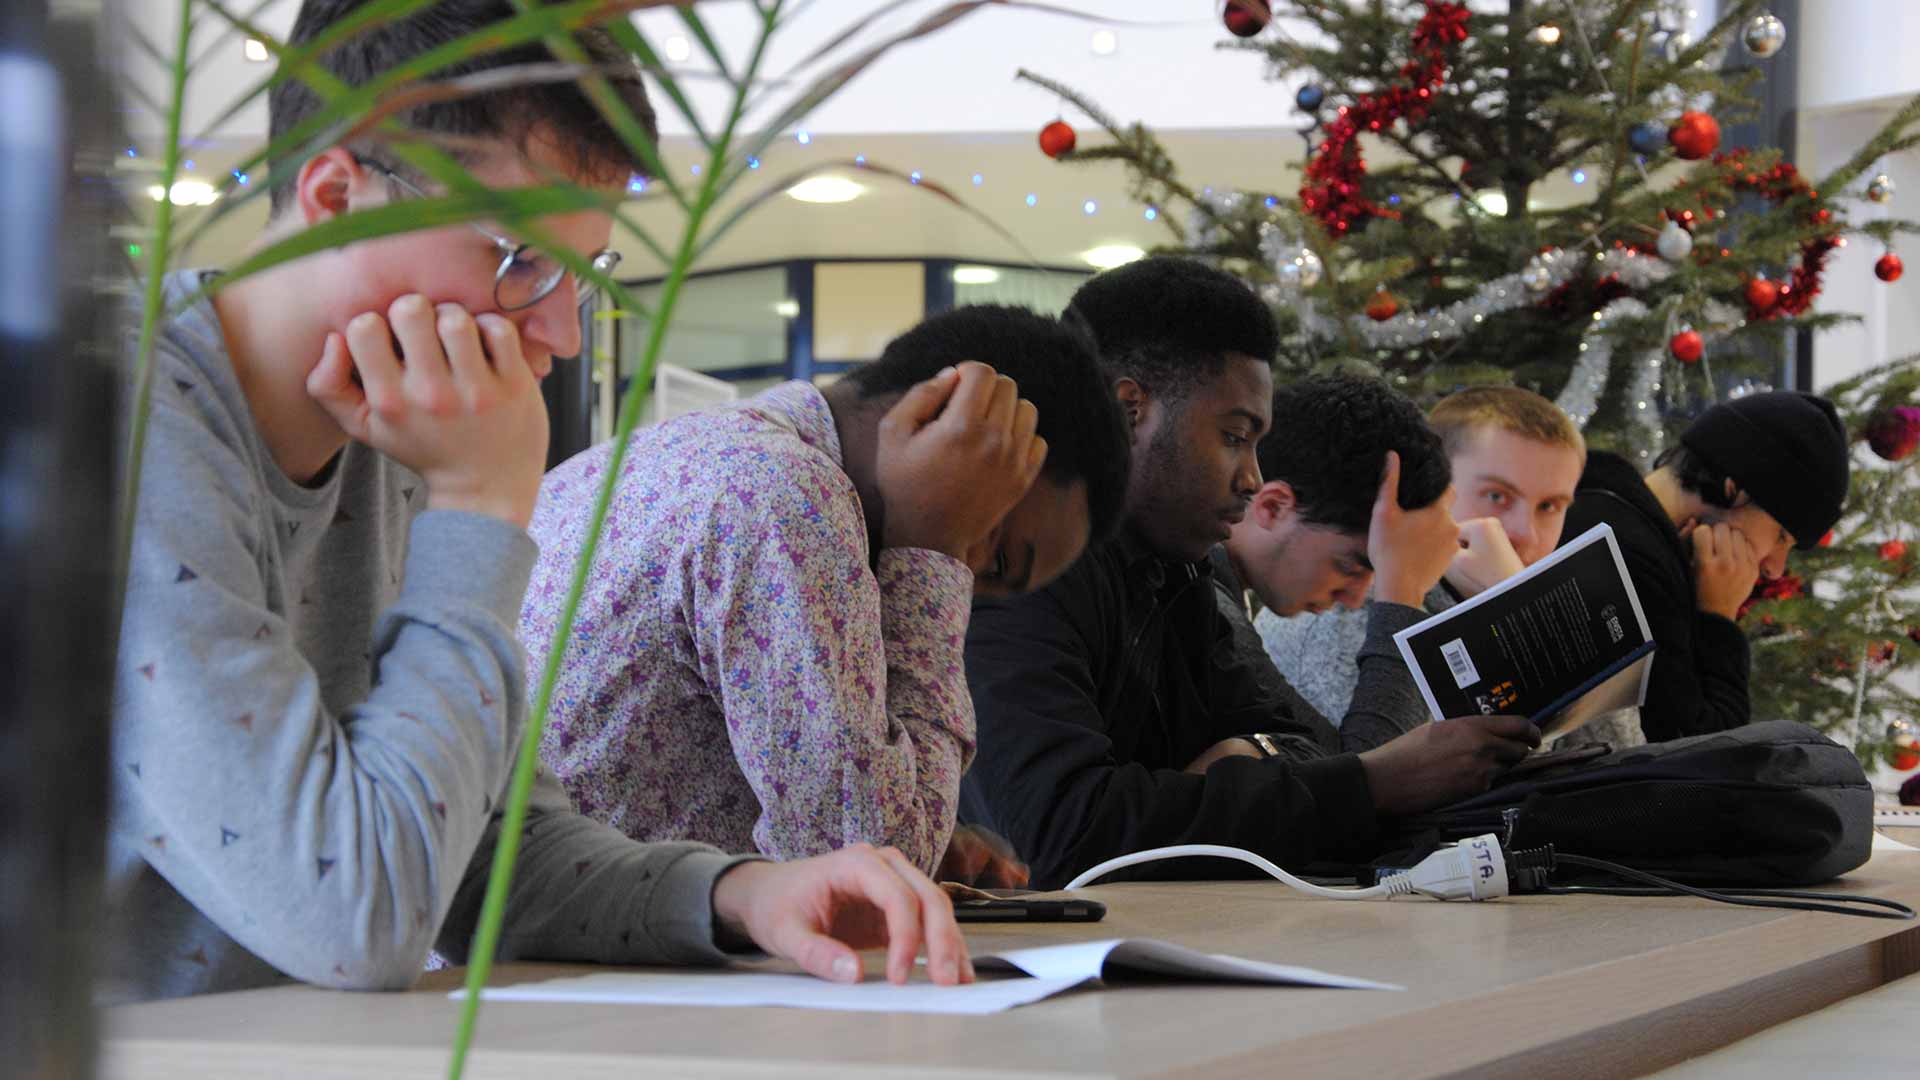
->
<box><xmin>521</xmin><ymin>381</ymin><xmax>974</xmax><ymax>873</ymax></box>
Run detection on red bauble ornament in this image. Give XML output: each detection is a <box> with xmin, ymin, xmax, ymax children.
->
<box><xmin>1894</xmin><ymin>749</ymin><xmax>1920</xmax><ymax>771</ymax></box>
<box><xmin>1877</xmin><ymin>252</ymin><xmax>1905</xmax><ymax>282</ymax></box>
<box><xmin>1882</xmin><ymin>539</ymin><xmax>1910</xmax><ymax>562</ymax></box>
<box><xmin>1819</xmin><ymin>530</ymin><xmax>1836</xmax><ymax>547</ymax></box>
<box><xmin>1744</xmin><ymin>276</ymin><xmax>1780</xmax><ymax>315</ymax></box>
<box><xmin>1867</xmin><ymin>405</ymin><xmax>1920</xmax><ymax>461</ymax></box>
<box><xmin>1668</xmin><ymin>111</ymin><xmax>1721</xmax><ymax>160</ymax></box>
<box><xmin>1669</xmin><ymin>329</ymin><xmax>1704</xmax><ymax>363</ymax></box>
<box><xmin>1037</xmin><ymin>120</ymin><xmax>1076</xmax><ymax>159</ymax></box>
<box><xmin>1365</xmin><ymin>291</ymin><xmax>1400</xmax><ymax>321</ymax></box>
<box><xmin>1222</xmin><ymin>0</ymin><xmax>1271</xmax><ymax>38</ymax></box>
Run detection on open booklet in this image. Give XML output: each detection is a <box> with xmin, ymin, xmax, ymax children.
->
<box><xmin>454</xmin><ymin>938</ymin><xmax>1398</xmax><ymax>1015</ymax></box>
<box><xmin>1393</xmin><ymin>523</ymin><xmax>1654</xmax><ymax>741</ymax></box>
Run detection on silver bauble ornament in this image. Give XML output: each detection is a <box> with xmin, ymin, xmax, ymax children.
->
<box><xmin>1651</xmin><ymin>29</ymin><xmax>1690</xmax><ymax>63</ymax></box>
<box><xmin>1520</xmin><ymin>260</ymin><xmax>1553</xmax><ymax>294</ymax></box>
<box><xmin>1292</xmin><ymin>248</ymin><xmax>1324</xmax><ymax>289</ymax></box>
<box><xmin>1741</xmin><ymin>13</ymin><xmax>1786</xmax><ymax>59</ymax></box>
<box><xmin>1656</xmin><ymin>219</ymin><xmax>1694</xmax><ymax>261</ymax></box>
<box><xmin>1868</xmin><ymin>173</ymin><xmax>1896</xmax><ymax>204</ymax></box>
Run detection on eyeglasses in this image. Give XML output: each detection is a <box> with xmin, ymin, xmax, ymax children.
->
<box><xmin>364</xmin><ymin>161</ymin><xmax>622</xmax><ymax>312</ymax></box>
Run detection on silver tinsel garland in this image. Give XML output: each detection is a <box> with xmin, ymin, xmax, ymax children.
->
<box><xmin>1552</xmin><ymin>296</ymin><xmax>1667</xmax><ymax>460</ymax></box>
<box><xmin>1277</xmin><ymin>246</ymin><xmax>1673</xmax><ymax>351</ymax></box>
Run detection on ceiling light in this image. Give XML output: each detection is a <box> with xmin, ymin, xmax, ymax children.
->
<box><xmin>773</xmin><ymin>299</ymin><xmax>800</xmax><ymax>317</ymax></box>
<box><xmin>663</xmin><ymin>35</ymin><xmax>692</xmax><ymax>63</ymax></box>
<box><xmin>148</xmin><ymin>179</ymin><xmax>220</xmax><ymax>206</ymax></box>
<box><xmin>1476</xmin><ymin>191</ymin><xmax>1509</xmax><ymax>216</ymax></box>
<box><xmin>786</xmin><ymin>176</ymin><xmax>865</xmax><ymax>204</ymax></box>
<box><xmin>243</xmin><ymin>38</ymin><xmax>271</xmax><ymax>63</ymax></box>
<box><xmin>952</xmin><ymin>266</ymin><xmax>1000</xmax><ymax>285</ymax></box>
<box><xmin>1081</xmin><ymin>244</ymin><xmax>1144</xmax><ymax>270</ymax></box>
<box><xmin>1090</xmin><ymin>30</ymin><xmax>1118</xmax><ymax>55</ymax></box>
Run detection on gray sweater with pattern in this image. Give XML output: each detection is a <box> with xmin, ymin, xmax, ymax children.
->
<box><xmin>104</xmin><ymin>273</ymin><xmax>749</xmax><ymax>1003</ymax></box>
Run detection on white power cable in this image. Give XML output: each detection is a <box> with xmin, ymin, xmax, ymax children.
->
<box><xmin>1062</xmin><ymin>834</ymin><xmax>1511</xmax><ymax>902</ymax></box>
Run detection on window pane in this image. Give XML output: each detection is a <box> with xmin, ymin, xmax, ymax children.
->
<box><xmin>952</xmin><ymin>265</ymin><xmax>1089</xmax><ymax>315</ymax></box>
<box><xmin>814</xmin><ymin>262</ymin><xmax>923</xmax><ymax>361</ymax></box>
<box><xmin>617</xmin><ymin>266</ymin><xmax>788</xmax><ymax>379</ymax></box>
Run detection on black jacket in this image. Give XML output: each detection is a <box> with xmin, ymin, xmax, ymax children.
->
<box><xmin>1562</xmin><ymin>451</ymin><xmax>1751</xmax><ymax>742</ymax></box>
<box><xmin>959</xmin><ymin>530</ymin><xmax>1397</xmax><ymax>889</ymax></box>
<box><xmin>1206</xmin><ymin>548</ymin><xmax>1430</xmax><ymax>754</ymax></box>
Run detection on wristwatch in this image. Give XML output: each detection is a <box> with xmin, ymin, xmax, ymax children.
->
<box><xmin>1246</xmin><ymin>732</ymin><xmax>1283</xmax><ymax>758</ymax></box>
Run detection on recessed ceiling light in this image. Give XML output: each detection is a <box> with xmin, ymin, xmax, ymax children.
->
<box><xmin>149</xmin><ymin>179</ymin><xmax>220</xmax><ymax>206</ymax></box>
<box><xmin>243</xmin><ymin>38</ymin><xmax>271</xmax><ymax>63</ymax></box>
<box><xmin>1090</xmin><ymin>30</ymin><xmax>1118</xmax><ymax>55</ymax></box>
<box><xmin>786</xmin><ymin>176</ymin><xmax>865</xmax><ymax>204</ymax></box>
<box><xmin>952</xmin><ymin>266</ymin><xmax>1000</xmax><ymax>285</ymax></box>
<box><xmin>1081</xmin><ymin>244</ymin><xmax>1144</xmax><ymax>270</ymax></box>
<box><xmin>663</xmin><ymin>35</ymin><xmax>692</xmax><ymax>63</ymax></box>
<box><xmin>773</xmin><ymin>299</ymin><xmax>800</xmax><ymax>317</ymax></box>
<box><xmin>1476</xmin><ymin>192</ymin><xmax>1509</xmax><ymax>216</ymax></box>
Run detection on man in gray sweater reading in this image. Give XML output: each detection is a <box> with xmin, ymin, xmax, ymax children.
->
<box><xmin>106</xmin><ymin>0</ymin><xmax>970</xmax><ymax>1003</ymax></box>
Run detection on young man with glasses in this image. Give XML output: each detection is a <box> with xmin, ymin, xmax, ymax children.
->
<box><xmin>107</xmin><ymin>0</ymin><xmax>971</xmax><ymax>1004</ymax></box>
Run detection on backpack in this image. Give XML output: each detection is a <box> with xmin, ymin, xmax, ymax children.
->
<box><xmin>1387</xmin><ymin>721</ymin><xmax>1874</xmax><ymax>886</ymax></box>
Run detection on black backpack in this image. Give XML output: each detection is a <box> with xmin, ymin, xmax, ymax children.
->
<box><xmin>1387</xmin><ymin>721</ymin><xmax>1874</xmax><ymax>886</ymax></box>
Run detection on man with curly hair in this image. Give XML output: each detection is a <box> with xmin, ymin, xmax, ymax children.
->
<box><xmin>1257</xmin><ymin>385</ymin><xmax>1587</xmax><ymax>726</ymax></box>
<box><xmin>960</xmin><ymin>258</ymin><xmax>1540</xmax><ymax>889</ymax></box>
<box><xmin>1207</xmin><ymin>373</ymin><xmax>1459</xmax><ymax>753</ymax></box>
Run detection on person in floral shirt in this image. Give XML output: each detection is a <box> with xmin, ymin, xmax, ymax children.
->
<box><xmin>522</xmin><ymin>305</ymin><xmax>1128</xmax><ymax>876</ymax></box>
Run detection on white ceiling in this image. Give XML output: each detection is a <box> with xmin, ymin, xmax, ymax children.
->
<box><xmin>119</xmin><ymin>1</ymin><xmax>1625</xmax><ymax>275</ymax></box>
<box><xmin>121</xmin><ymin>1</ymin><xmax>1293</xmax><ymax>142</ymax></box>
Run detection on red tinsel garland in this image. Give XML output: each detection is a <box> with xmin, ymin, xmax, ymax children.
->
<box><xmin>1713</xmin><ymin>150</ymin><xmax>1840</xmax><ymax>320</ymax></box>
<box><xmin>1299</xmin><ymin>0</ymin><xmax>1469</xmax><ymax>235</ymax></box>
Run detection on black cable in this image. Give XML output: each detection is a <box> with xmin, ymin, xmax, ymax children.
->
<box><xmin>1551</xmin><ymin>853</ymin><xmax>1917</xmax><ymax>921</ymax></box>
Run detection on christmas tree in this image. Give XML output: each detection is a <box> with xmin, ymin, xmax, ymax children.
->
<box><xmin>1025</xmin><ymin>0</ymin><xmax>1920</xmax><ymax>768</ymax></box>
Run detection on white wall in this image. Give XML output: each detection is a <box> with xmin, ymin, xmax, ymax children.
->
<box><xmin>1792</xmin><ymin>0</ymin><xmax>1920</xmax><ymax>387</ymax></box>
<box><xmin>1797</xmin><ymin>0</ymin><xmax>1920</xmax><ymax>113</ymax></box>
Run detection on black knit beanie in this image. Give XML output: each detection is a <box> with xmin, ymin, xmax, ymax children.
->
<box><xmin>1678</xmin><ymin>391</ymin><xmax>1850</xmax><ymax>549</ymax></box>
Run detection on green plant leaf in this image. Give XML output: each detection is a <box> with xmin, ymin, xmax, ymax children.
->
<box><xmin>675</xmin><ymin>2</ymin><xmax>737</xmax><ymax>89</ymax></box>
<box><xmin>120</xmin><ymin>0</ymin><xmax>195</xmax><ymax>604</ymax></box>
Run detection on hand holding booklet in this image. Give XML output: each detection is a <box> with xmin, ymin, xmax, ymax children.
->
<box><xmin>1393</xmin><ymin>523</ymin><xmax>1654</xmax><ymax>741</ymax></box>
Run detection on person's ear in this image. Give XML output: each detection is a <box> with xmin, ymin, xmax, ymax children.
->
<box><xmin>1722</xmin><ymin>476</ymin><xmax>1754</xmax><ymax>509</ymax></box>
<box><xmin>1251</xmin><ymin>480</ymin><xmax>1297</xmax><ymax>529</ymax></box>
<box><xmin>295</xmin><ymin>147</ymin><xmax>370</xmax><ymax>228</ymax></box>
<box><xmin>1113</xmin><ymin>377</ymin><xmax>1151</xmax><ymax>431</ymax></box>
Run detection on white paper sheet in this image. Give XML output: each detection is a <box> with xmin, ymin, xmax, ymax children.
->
<box><xmin>458</xmin><ymin>970</ymin><xmax>1085</xmax><ymax>1015</ymax></box>
<box><xmin>1871</xmin><ymin>831</ymin><xmax>1920</xmax><ymax>853</ymax></box>
<box><xmin>453</xmin><ymin>937</ymin><xmax>1398</xmax><ymax>1014</ymax></box>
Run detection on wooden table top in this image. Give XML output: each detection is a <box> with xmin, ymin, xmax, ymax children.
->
<box><xmin>104</xmin><ymin>835</ymin><xmax>1920</xmax><ymax>1080</ymax></box>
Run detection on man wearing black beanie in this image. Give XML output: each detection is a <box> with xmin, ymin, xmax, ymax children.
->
<box><xmin>1560</xmin><ymin>391</ymin><xmax>1850</xmax><ymax>742</ymax></box>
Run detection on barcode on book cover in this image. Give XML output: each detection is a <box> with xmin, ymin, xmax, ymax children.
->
<box><xmin>1440</xmin><ymin>638</ymin><xmax>1479</xmax><ymax>689</ymax></box>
